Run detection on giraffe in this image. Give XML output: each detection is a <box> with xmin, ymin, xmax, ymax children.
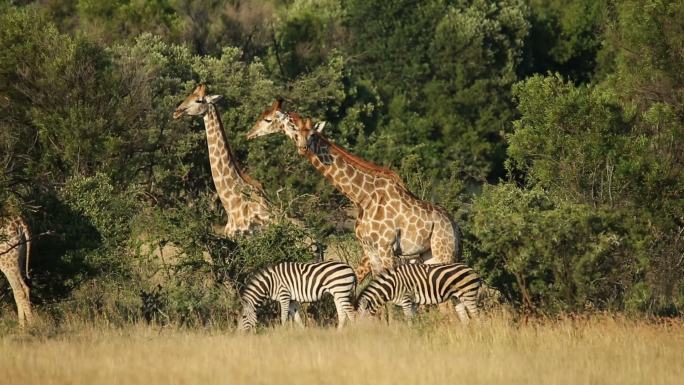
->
<box><xmin>0</xmin><ymin>215</ymin><xmax>33</xmax><ymax>328</ymax></box>
<box><xmin>173</xmin><ymin>84</ymin><xmax>273</xmax><ymax>237</ymax></box>
<box><xmin>247</xmin><ymin>100</ymin><xmax>462</xmax><ymax>283</ymax></box>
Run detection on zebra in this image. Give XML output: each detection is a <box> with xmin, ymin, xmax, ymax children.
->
<box><xmin>237</xmin><ymin>260</ymin><xmax>356</xmax><ymax>331</ymax></box>
<box><xmin>356</xmin><ymin>263</ymin><xmax>481</xmax><ymax>323</ymax></box>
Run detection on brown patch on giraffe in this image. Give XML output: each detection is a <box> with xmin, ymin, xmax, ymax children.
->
<box><xmin>373</xmin><ymin>206</ymin><xmax>385</xmax><ymax>221</ymax></box>
<box><xmin>351</xmin><ymin>173</ymin><xmax>364</xmax><ymax>186</ymax></box>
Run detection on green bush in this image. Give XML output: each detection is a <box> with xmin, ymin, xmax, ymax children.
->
<box><xmin>2</xmin><ymin>1</ymin><xmax>684</xmax><ymax>325</ymax></box>
<box><xmin>469</xmin><ymin>183</ymin><xmax>649</xmax><ymax>313</ymax></box>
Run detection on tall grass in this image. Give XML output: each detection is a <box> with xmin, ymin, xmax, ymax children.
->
<box><xmin>1</xmin><ymin>314</ymin><xmax>682</xmax><ymax>385</ymax></box>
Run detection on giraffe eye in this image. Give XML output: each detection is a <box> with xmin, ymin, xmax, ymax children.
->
<box><xmin>264</xmin><ymin>118</ymin><xmax>272</xmax><ymax>123</ymax></box>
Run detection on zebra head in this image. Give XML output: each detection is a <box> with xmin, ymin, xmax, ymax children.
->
<box><xmin>357</xmin><ymin>270</ymin><xmax>397</xmax><ymax>317</ymax></box>
<box><xmin>356</xmin><ymin>295</ymin><xmax>377</xmax><ymax>317</ymax></box>
<box><xmin>356</xmin><ymin>275</ymin><xmax>394</xmax><ymax>317</ymax></box>
<box><xmin>237</xmin><ymin>300</ymin><xmax>258</xmax><ymax>332</ymax></box>
<box><xmin>237</xmin><ymin>271</ymin><xmax>272</xmax><ymax>332</ymax></box>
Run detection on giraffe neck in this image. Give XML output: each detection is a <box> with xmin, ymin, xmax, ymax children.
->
<box><xmin>203</xmin><ymin>104</ymin><xmax>265</xmax><ymax>209</ymax></box>
<box><xmin>303</xmin><ymin>134</ymin><xmax>387</xmax><ymax>207</ymax></box>
<box><xmin>204</xmin><ymin>104</ymin><xmax>242</xmax><ymax>181</ymax></box>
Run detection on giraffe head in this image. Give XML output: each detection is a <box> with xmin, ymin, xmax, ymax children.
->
<box><xmin>246</xmin><ymin>99</ymin><xmax>287</xmax><ymax>139</ymax></box>
<box><xmin>289</xmin><ymin>117</ymin><xmax>327</xmax><ymax>155</ymax></box>
<box><xmin>173</xmin><ymin>84</ymin><xmax>222</xmax><ymax>119</ymax></box>
<box><xmin>248</xmin><ymin>100</ymin><xmax>327</xmax><ymax>154</ymax></box>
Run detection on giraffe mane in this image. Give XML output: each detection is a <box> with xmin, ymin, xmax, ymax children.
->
<box><xmin>315</xmin><ymin>134</ymin><xmax>407</xmax><ymax>188</ymax></box>
<box><xmin>226</xmin><ymin>143</ymin><xmax>264</xmax><ymax>191</ymax></box>
<box><xmin>237</xmin><ymin>169</ymin><xmax>264</xmax><ymax>191</ymax></box>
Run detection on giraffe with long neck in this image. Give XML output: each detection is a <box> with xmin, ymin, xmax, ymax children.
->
<box><xmin>247</xmin><ymin>101</ymin><xmax>461</xmax><ymax>282</ymax></box>
<box><xmin>173</xmin><ymin>85</ymin><xmax>272</xmax><ymax>237</ymax></box>
<box><xmin>0</xmin><ymin>215</ymin><xmax>33</xmax><ymax>328</ymax></box>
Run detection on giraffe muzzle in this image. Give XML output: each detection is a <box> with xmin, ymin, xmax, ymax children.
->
<box><xmin>172</xmin><ymin>108</ymin><xmax>186</xmax><ymax>119</ymax></box>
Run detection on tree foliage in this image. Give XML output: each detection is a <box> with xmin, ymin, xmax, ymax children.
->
<box><xmin>1</xmin><ymin>0</ymin><xmax>683</xmax><ymax>323</ymax></box>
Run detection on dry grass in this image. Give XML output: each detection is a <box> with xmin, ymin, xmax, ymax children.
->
<box><xmin>1</xmin><ymin>315</ymin><xmax>682</xmax><ymax>385</ymax></box>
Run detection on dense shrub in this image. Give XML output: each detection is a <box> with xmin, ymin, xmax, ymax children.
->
<box><xmin>470</xmin><ymin>183</ymin><xmax>649</xmax><ymax>313</ymax></box>
<box><xmin>1</xmin><ymin>1</ymin><xmax>683</xmax><ymax>325</ymax></box>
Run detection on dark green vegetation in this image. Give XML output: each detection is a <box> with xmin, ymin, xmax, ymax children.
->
<box><xmin>1</xmin><ymin>0</ymin><xmax>682</xmax><ymax>326</ymax></box>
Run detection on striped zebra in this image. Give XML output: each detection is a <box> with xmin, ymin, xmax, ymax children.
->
<box><xmin>237</xmin><ymin>260</ymin><xmax>356</xmax><ymax>331</ymax></box>
<box><xmin>356</xmin><ymin>263</ymin><xmax>481</xmax><ymax>323</ymax></box>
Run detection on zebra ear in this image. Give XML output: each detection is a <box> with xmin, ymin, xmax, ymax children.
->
<box><xmin>314</xmin><ymin>121</ymin><xmax>326</xmax><ymax>133</ymax></box>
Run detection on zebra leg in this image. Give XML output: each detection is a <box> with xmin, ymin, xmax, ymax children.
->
<box><xmin>460</xmin><ymin>293</ymin><xmax>480</xmax><ymax>322</ymax></box>
<box><xmin>289</xmin><ymin>301</ymin><xmax>304</xmax><ymax>328</ymax></box>
<box><xmin>278</xmin><ymin>292</ymin><xmax>292</xmax><ymax>326</ymax></box>
<box><xmin>454</xmin><ymin>301</ymin><xmax>468</xmax><ymax>320</ymax></box>
<box><xmin>346</xmin><ymin>303</ymin><xmax>357</xmax><ymax>325</ymax></box>
<box><xmin>354</xmin><ymin>255</ymin><xmax>373</xmax><ymax>284</ymax></box>
<box><xmin>333</xmin><ymin>294</ymin><xmax>354</xmax><ymax>329</ymax></box>
<box><xmin>399</xmin><ymin>297</ymin><xmax>416</xmax><ymax>325</ymax></box>
<box><xmin>452</xmin><ymin>298</ymin><xmax>470</xmax><ymax>324</ymax></box>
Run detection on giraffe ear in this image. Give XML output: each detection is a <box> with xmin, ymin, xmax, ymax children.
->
<box><xmin>314</xmin><ymin>121</ymin><xmax>326</xmax><ymax>133</ymax></box>
<box><xmin>206</xmin><ymin>95</ymin><xmax>222</xmax><ymax>104</ymax></box>
<box><xmin>305</xmin><ymin>117</ymin><xmax>313</xmax><ymax>130</ymax></box>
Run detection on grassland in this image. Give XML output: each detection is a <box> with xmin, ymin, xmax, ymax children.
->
<box><xmin>1</xmin><ymin>314</ymin><xmax>682</xmax><ymax>385</ymax></box>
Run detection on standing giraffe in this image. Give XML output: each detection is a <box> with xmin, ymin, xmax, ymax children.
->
<box><xmin>0</xmin><ymin>215</ymin><xmax>33</xmax><ymax>328</ymax></box>
<box><xmin>173</xmin><ymin>84</ymin><xmax>272</xmax><ymax>237</ymax></box>
<box><xmin>247</xmin><ymin>101</ymin><xmax>461</xmax><ymax>282</ymax></box>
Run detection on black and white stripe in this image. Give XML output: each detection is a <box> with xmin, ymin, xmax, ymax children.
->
<box><xmin>357</xmin><ymin>263</ymin><xmax>481</xmax><ymax>323</ymax></box>
<box><xmin>238</xmin><ymin>261</ymin><xmax>356</xmax><ymax>331</ymax></box>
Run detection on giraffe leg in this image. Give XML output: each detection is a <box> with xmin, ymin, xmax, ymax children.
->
<box><xmin>354</xmin><ymin>255</ymin><xmax>372</xmax><ymax>283</ymax></box>
<box><xmin>376</xmin><ymin>243</ymin><xmax>396</xmax><ymax>273</ymax></box>
<box><xmin>1</xmin><ymin>263</ymin><xmax>32</xmax><ymax>328</ymax></box>
<box><xmin>223</xmin><ymin>222</ymin><xmax>237</xmax><ymax>238</ymax></box>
